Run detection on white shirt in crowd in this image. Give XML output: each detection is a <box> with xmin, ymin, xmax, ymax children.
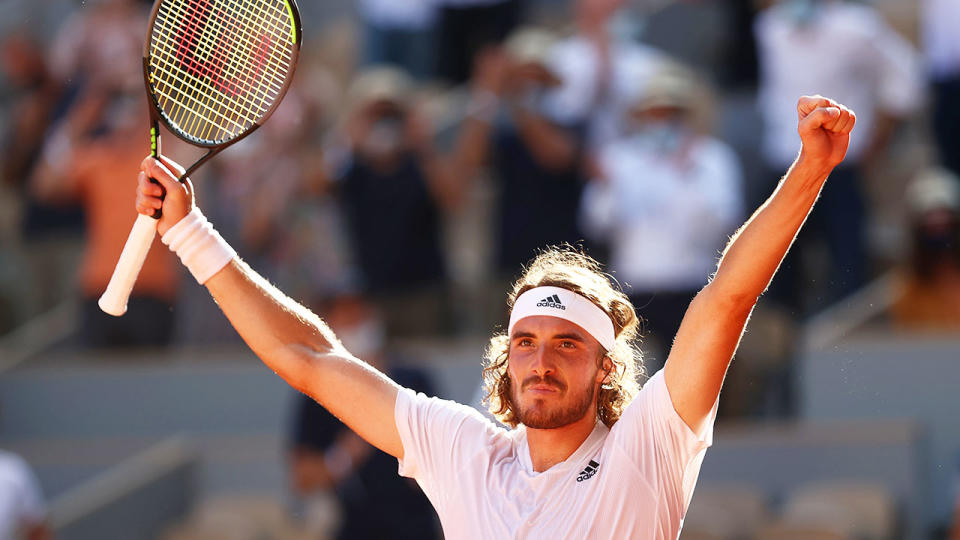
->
<box><xmin>543</xmin><ymin>37</ymin><xmax>669</xmax><ymax>150</ymax></box>
<box><xmin>755</xmin><ymin>1</ymin><xmax>923</xmax><ymax>167</ymax></box>
<box><xmin>580</xmin><ymin>132</ymin><xmax>743</xmax><ymax>293</ymax></box>
<box><xmin>922</xmin><ymin>0</ymin><xmax>960</xmax><ymax>80</ymax></box>
<box><xmin>360</xmin><ymin>0</ymin><xmax>435</xmax><ymax>30</ymax></box>
<box><xmin>395</xmin><ymin>369</ymin><xmax>718</xmax><ymax>539</ymax></box>
<box><xmin>434</xmin><ymin>0</ymin><xmax>509</xmax><ymax>7</ymax></box>
<box><xmin>0</xmin><ymin>451</ymin><xmax>47</xmax><ymax>539</ymax></box>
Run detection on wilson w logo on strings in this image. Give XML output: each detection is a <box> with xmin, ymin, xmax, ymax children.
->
<box><xmin>173</xmin><ymin>0</ymin><xmax>274</xmax><ymax>97</ymax></box>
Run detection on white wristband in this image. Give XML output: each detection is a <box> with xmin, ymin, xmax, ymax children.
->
<box><xmin>161</xmin><ymin>207</ymin><xmax>236</xmax><ymax>284</ymax></box>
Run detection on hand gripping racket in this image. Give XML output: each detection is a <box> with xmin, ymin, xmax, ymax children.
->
<box><xmin>99</xmin><ymin>0</ymin><xmax>302</xmax><ymax>316</ymax></box>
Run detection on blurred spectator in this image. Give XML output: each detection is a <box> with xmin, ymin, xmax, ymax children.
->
<box><xmin>720</xmin><ymin>0</ymin><xmax>761</xmax><ymax>90</ymax></box>
<box><xmin>47</xmin><ymin>0</ymin><xmax>146</xmax><ymax>94</ymax></box>
<box><xmin>0</xmin><ymin>450</ymin><xmax>50</xmax><ymax>540</ymax></box>
<box><xmin>207</xmin><ymin>77</ymin><xmax>352</xmax><ymax>306</ymax></box>
<box><xmin>0</xmin><ymin>31</ymin><xmax>83</xmax><ymax>318</ymax></box>
<box><xmin>456</xmin><ymin>28</ymin><xmax>590</xmax><ymax>284</ymax></box>
<box><xmin>327</xmin><ymin>67</ymin><xmax>461</xmax><ymax>336</ymax></box>
<box><xmin>1</xmin><ymin>33</ymin><xmax>60</xmax><ymax>197</ymax></box>
<box><xmin>435</xmin><ymin>0</ymin><xmax>522</xmax><ymax>84</ymax></box>
<box><xmin>288</xmin><ymin>295</ymin><xmax>438</xmax><ymax>540</ymax></box>
<box><xmin>30</xmin><ymin>90</ymin><xmax>179</xmax><ymax>348</ymax></box>
<box><xmin>891</xmin><ymin>168</ymin><xmax>960</xmax><ymax>331</ymax></box>
<box><xmin>580</xmin><ymin>65</ymin><xmax>743</xmax><ymax>365</ymax></box>
<box><xmin>359</xmin><ymin>0</ymin><xmax>436</xmax><ymax>79</ymax></box>
<box><xmin>755</xmin><ymin>0</ymin><xmax>923</xmax><ymax>313</ymax></box>
<box><xmin>923</xmin><ymin>0</ymin><xmax>960</xmax><ymax>178</ymax></box>
<box><xmin>953</xmin><ymin>450</ymin><xmax>960</xmax><ymax>540</ymax></box>
<box><xmin>544</xmin><ymin>0</ymin><xmax>669</xmax><ymax>152</ymax></box>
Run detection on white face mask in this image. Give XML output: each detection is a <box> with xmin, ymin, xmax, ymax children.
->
<box><xmin>784</xmin><ymin>0</ymin><xmax>821</xmax><ymax>26</ymax></box>
<box><xmin>634</xmin><ymin>121</ymin><xmax>689</xmax><ymax>154</ymax></box>
<box><xmin>336</xmin><ymin>318</ymin><xmax>386</xmax><ymax>359</ymax></box>
<box><xmin>360</xmin><ymin>117</ymin><xmax>404</xmax><ymax>158</ymax></box>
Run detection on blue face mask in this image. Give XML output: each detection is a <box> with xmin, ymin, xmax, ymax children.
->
<box><xmin>361</xmin><ymin>117</ymin><xmax>404</xmax><ymax>158</ymax></box>
<box><xmin>635</xmin><ymin>121</ymin><xmax>688</xmax><ymax>154</ymax></box>
<box><xmin>784</xmin><ymin>0</ymin><xmax>821</xmax><ymax>26</ymax></box>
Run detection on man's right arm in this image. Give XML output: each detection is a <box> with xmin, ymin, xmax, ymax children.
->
<box><xmin>137</xmin><ymin>156</ymin><xmax>405</xmax><ymax>460</ymax></box>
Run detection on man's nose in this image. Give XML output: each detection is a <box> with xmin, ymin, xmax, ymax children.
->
<box><xmin>531</xmin><ymin>345</ymin><xmax>555</xmax><ymax>377</ymax></box>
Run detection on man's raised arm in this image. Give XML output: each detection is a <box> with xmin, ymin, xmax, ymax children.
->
<box><xmin>136</xmin><ymin>156</ymin><xmax>405</xmax><ymax>460</ymax></box>
<box><xmin>663</xmin><ymin>96</ymin><xmax>856</xmax><ymax>434</ymax></box>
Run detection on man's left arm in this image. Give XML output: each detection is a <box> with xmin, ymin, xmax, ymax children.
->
<box><xmin>663</xmin><ymin>96</ymin><xmax>856</xmax><ymax>435</ymax></box>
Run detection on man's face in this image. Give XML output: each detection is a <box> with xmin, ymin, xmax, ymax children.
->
<box><xmin>507</xmin><ymin>316</ymin><xmax>609</xmax><ymax>429</ymax></box>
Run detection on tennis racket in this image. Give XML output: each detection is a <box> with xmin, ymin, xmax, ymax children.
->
<box><xmin>99</xmin><ymin>0</ymin><xmax>302</xmax><ymax>316</ymax></box>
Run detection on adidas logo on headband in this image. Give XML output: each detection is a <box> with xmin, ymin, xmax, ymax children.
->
<box><xmin>536</xmin><ymin>294</ymin><xmax>566</xmax><ymax>310</ymax></box>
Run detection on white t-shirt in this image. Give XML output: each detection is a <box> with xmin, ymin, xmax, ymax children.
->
<box><xmin>395</xmin><ymin>369</ymin><xmax>717</xmax><ymax>539</ymax></box>
<box><xmin>360</xmin><ymin>0</ymin><xmax>435</xmax><ymax>29</ymax></box>
<box><xmin>755</xmin><ymin>2</ymin><xmax>923</xmax><ymax>167</ymax></box>
<box><xmin>542</xmin><ymin>36</ymin><xmax>669</xmax><ymax>150</ymax></box>
<box><xmin>922</xmin><ymin>0</ymin><xmax>960</xmax><ymax>80</ymax></box>
<box><xmin>581</xmin><ymin>133</ymin><xmax>743</xmax><ymax>292</ymax></box>
<box><xmin>0</xmin><ymin>451</ymin><xmax>47</xmax><ymax>539</ymax></box>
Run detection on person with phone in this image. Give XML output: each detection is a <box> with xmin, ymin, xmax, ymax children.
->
<box><xmin>132</xmin><ymin>95</ymin><xmax>855</xmax><ymax>538</ymax></box>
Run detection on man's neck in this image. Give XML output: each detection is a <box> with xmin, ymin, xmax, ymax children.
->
<box><xmin>524</xmin><ymin>411</ymin><xmax>599</xmax><ymax>473</ymax></box>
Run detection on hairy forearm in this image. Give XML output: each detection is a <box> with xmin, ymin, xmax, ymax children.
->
<box><xmin>206</xmin><ymin>259</ymin><xmax>342</xmax><ymax>373</ymax></box>
<box><xmin>204</xmin><ymin>259</ymin><xmax>403</xmax><ymax>456</ymax></box>
<box><xmin>710</xmin><ymin>154</ymin><xmax>833</xmax><ymax>304</ymax></box>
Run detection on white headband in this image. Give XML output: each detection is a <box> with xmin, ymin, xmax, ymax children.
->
<box><xmin>508</xmin><ymin>286</ymin><xmax>616</xmax><ymax>351</ymax></box>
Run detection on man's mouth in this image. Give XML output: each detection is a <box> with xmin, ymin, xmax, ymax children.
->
<box><xmin>523</xmin><ymin>377</ymin><xmax>565</xmax><ymax>393</ymax></box>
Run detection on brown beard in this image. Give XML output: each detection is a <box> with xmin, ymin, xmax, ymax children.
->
<box><xmin>509</xmin><ymin>374</ymin><xmax>597</xmax><ymax>429</ymax></box>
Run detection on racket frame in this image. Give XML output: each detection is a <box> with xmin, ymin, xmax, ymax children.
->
<box><xmin>99</xmin><ymin>0</ymin><xmax>302</xmax><ymax>316</ymax></box>
<box><xmin>143</xmin><ymin>0</ymin><xmax>304</xmax><ymax>181</ymax></box>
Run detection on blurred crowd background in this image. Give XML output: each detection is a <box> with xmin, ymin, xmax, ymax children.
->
<box><xmin>1</xmin><ymin>0</ymin><xmax>959</xmax><ymax>538</ymax></box>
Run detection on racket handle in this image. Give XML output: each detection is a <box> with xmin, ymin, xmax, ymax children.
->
<box><xmin>99</xmin><ymin>213</ymin><xmax>160</xmax><ymax>316</ymax></box>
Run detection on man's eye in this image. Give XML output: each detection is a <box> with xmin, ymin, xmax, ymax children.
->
<box><xmin>559</xmin><ymin>341</ymin><xmax>576</xmax><ymax>349</ymax></box>
<box><xmin>519</xmin><ymin>339</ymin><xmax>534</xmax><ymax>347</ymax></box>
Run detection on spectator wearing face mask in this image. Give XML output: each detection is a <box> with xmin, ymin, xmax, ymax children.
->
<box><xmin>543</xmin><ymin>0</ymin><xmax>669</xmax><ymax>153</ymax></box>
<box><xmin>754</xmin><ymin>0</ymin><xmax>923</xmax><ymax>313</ymax></box>
<box><xmin>579</xmin><ymin>65</ymin><xmax>743</xmax><ymax>366</ymax></box>
<box><xmin>288</xmin><ymin>294</ymin><xmax>438</xmax><ymax>540</ymax></box>
<box><xmin>327</xmin><ymin>67</ymin><xmax>462</xmax><ymax>337</ymax></box>
<box><xmin>30</xmin><ymin>90</ymin><xmax>180</xmax><ymax>348</ymax></box>
<box><xmin>456</xmin><ymin>28</ymin><xmax>592</xmax><ymax>286</ymax></box>
<box><xmin>891</xmin><ymin>168</ymin><xmax>960</xmax><ymax>331</ymax></box>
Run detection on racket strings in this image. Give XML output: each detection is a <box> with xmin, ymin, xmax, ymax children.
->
<box><xmin>149</xmin><ymin>0</ymin><xmax>296</xmax><ymax>143</ymax></box>
<box><xmin>153</xmin><ymin>0</ymin><xmax>289</xmax><ymax>138</ymax></box>
<box><xmin>156</xmin><ymin>0</ymin><xmax>289</xmax><ymax>129</ymax></box>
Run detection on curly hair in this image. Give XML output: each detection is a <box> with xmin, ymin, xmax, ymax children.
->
<box><xmin>482</xmin><ymin>247</ymin><xmax>643</xmax><ymax>428</ymax></box>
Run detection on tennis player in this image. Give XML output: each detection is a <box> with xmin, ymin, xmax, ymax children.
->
<box><xmin>134</xmin><ymin>95</ymin><xmax>854</xmax><ymax>538</ymax></box>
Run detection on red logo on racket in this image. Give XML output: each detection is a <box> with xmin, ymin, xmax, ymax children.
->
<box><xmin>174</xmin><ymin>0</ymin><xmax>274</xmax><ymax>97</ymax></box>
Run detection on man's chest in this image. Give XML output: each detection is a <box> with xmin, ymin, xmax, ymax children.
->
<box><xmin>436</xmin><ymin>448</ymin><xmax>660</xmax><ymax>540</ymax></box>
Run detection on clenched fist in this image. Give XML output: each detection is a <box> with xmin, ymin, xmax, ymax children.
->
<box><xmin>135</xmin><ymin>155</ymin><xmax>195</xmax><ymax>236</ymax></box>
<box><xmin>796</xmin><ymin>95</ymin><xmax>856</xmax><ymax>173</ymax></box>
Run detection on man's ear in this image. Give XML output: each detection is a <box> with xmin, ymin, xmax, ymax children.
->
<box><xmin>597</xmin><ymin>354</ymin><xmax>613</xmax><ymax>385</ymax></box>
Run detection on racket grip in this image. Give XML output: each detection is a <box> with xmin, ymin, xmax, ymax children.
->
<box><xmin>98</xmin><ymin>213</ymin><xmax>160</xmax><ymax>316</ymax></box>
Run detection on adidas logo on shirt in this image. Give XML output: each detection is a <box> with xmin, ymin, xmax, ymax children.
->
<box><xmin>576</xmin><ymin>460</ymin><xmax>600</xmax><ymax>482</ymax></box>
<box><xmin>536</xmin><ymin>294</ymin><xmax>566</xmax><ymax>311</ymax></box>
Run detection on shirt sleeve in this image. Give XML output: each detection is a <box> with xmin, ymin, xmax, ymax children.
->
<box><xmin>394</xmin><ymin>388</ymin><xmax>502</xmax><ymax>506</ymax></box>
<box><xmin>609</xmin><ymin>369</ymin><xmax>718</xmax><ymax>515</ymax></box>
